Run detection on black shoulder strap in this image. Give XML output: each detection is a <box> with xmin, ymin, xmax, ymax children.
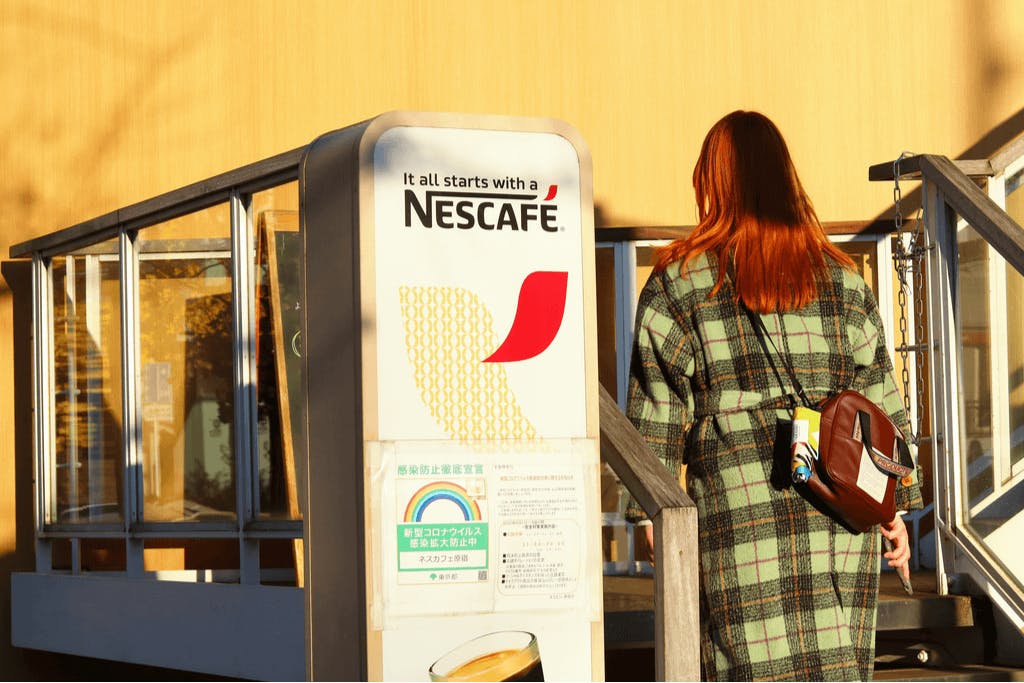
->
<box><xmin>741</xmin><ymin>303</ymin><xmax>812</xmax><ymax>409</ymax></box>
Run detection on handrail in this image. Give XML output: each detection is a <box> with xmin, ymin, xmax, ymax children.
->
<box><xmin>868</xmin><ymin>156</ymin><xmax>994</xmax><ymax>181</ymax></box>
<box><xmin>596</xmin><ymin>219</ymin><xmax>913</xmax><ymax>245</ymax></box>
<box><xmin>869</xmin><ymin>153</ymin><xmax>1024</xmax><ymax>276</ymax></box>
<box><xmin>9</xmin><ymin>146</ymin><xmax>305</xmax><ymax>259</ymax></box>
<box><xmin>869</xmin><ymin>128</ymin><xmax>1024</xmax><ymax>183</ymax></box>
<box><xmin>598</xmin><ymin>384</ymin><xmax>699</xmax><ymax>681</ymax></box>
<box><xmin>918</xmin><ymin>154</ymin><xmax>1024</xmax><ymax>276</ymax></box>
<box><xmin>870</xmin><ymin>141</ymin><xmax>1024</xmax><ymax>641</ymax></box>
<box><xmin>990</xmin><ymin>129</ymin><xmax>1024</xmax><ymax>175</ymax></box>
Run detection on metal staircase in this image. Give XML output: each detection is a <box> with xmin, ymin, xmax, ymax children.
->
<box><xmin>867</xmin><ymin>146</ymin><xmax>1024</xmax><ymax>674</ymax></box>
<box><xmin>873</xmin><ymin>572</ymin><xmax>1023</xmax><ymax>681</ymax></box>
<box><xmin>603</xmin><ymin>571</ymin><xmax>1024</xmax><ymax>681</ymax></box>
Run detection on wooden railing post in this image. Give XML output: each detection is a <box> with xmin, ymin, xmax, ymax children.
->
<box><xmin>599</xmin><ymin>384</ymin><xmax>700</xmax><ymax>681</ymax></box>
<box><xmin>654</xmin><ymin>506</ymin><xmax>700</xmax><ymax>681</ymax></box>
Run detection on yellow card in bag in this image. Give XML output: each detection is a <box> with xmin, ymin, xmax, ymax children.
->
<box><xmin>791</xmin><ymin>405</ymin><xmax>821</xmax><ymax>483</ymax></box>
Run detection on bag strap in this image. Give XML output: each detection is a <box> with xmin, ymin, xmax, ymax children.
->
<box><xmin>741</xmin><ymin>303</ymin><xmax>813</xmax><ymax>409</ymax></box>
<box><xmin>857</xmin><ymin>410</ymin><xmax>915</xmax><ymax>478</ymax></box>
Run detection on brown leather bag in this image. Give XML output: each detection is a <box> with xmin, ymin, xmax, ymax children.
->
<box><xmin>743</xmin><ymin>307</ymin><xmax>915</xmax><ymax>533</ymax></box>
<box><xmin>804</xmin><ymin>390</ymin><xmax>914</xmax><ymax>532</ymax></box>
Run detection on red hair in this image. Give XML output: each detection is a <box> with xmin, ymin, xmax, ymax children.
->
<box><xmin>655</xmin><ymin>110</ymin><xmax>854</xmax><ymax>313</ymax></box>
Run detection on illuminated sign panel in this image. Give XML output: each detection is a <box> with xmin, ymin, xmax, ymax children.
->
<box><xmin>373</xmin><ymin>126</ymin><xmax>587</xmax><ymax>443</ymax></box>
<box><xmin>367</xmin><ymin>120</ymin><xmax>600</xmax><ymax>681</ymax></box>
<box><xmin>300</xmin><ymin>112</ymin><xmax>599</xmax><ymax>681</ymax></box>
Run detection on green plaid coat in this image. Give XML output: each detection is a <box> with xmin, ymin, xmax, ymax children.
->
<box><xmin>627</xmin><ymin>252</ymin><xmax>924</xmax><ymax>681</ymax></box>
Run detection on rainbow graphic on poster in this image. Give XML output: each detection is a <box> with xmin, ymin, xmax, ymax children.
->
<box><xmin>403</xmin><ymin>481</ymin><xmax>483</xmax><ymax>523</ymax></box>
<box><xmin>397</xmin><ymin>480</ymin><xmax>489</xmax><ymax>579</ymax></box>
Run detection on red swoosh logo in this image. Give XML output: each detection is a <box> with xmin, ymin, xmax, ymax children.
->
<box><xmin>483</xmin><ymin>271</ymin><xmax>568</xmax><ymax>363</ymax></box>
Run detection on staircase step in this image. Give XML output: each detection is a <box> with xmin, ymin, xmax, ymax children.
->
<box><xmin>876</xmin><ymin>572</ymin><xmax>974</xmax><ymax>631</ymax></box>
<box><xmin>873</xmin><ymin>664</ymin><xmax>1024</xmax><ymax>681</ymax></box>
<box><xmin>604</xmin><ymin>573</ymin><xmax>1023</xmax><ymax>680</ymax></box>
<box><xmin>875</xmin><ymin>628</ymin><xmax>986</xmax><ymax>669</ymax></box>
<box><xmin>604</xmin><ymin>576</ymin><xmax>655</xmax><ymax>648</ymax></box>
<box><xmin>604</xmin><ymin>572</ymin><xmax>974</xmax><ymax>646</ymax></box>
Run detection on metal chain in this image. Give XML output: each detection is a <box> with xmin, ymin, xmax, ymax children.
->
<box><xmin>912</xmin><ymin>185</ymin><xmax>928</xmax><ymax>445</ymax></box>
<box><xmin>892</xmin><ymin>152</ymin><xmax>928</xmax><ymax>445</ymax></box>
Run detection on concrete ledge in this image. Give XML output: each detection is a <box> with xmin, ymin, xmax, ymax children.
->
<box><xmin>11</xmin><ymin>572</ymin><xmax>304</xmax><ymax>680</ymax></box>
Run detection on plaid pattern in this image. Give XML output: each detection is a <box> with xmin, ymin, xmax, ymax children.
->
<box><xmin>627</xmin><ymin>252</ymin><xmax>924</xmax><ymax>681</ymax></box>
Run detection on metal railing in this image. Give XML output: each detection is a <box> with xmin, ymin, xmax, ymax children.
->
<box><xmin>871</xmin><ymin>153</ymin><xmax>1024</xmax><ymax>273</ymax></box>
<box><xmin>873</xmin><ymin>138</ymin><xmax>1024</xmax><ymax>633</ymax></box>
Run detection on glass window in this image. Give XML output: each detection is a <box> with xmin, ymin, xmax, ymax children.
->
<box><xmin>634</xmin><ymin>245</ymin><xmax>659</xmax><ymax>293</ymax></box>
<box><xmin>838</xmin><ymin>238</ymin><xmax>878</xmax><ymax>292</ymax></box>
<box><xmin>136</xmin><ymin>205</ymin><xmax>235</xmax><ymax>522</ymax></box>
<box><xmin>957</xmin><ymin>225</ymin><xmax>994</xmax><ymax>505</ymax></box>
<box><xmin>956</xmin><ymin>194</ymin><xmax>1024</xmax><ymax>585</ymax></box>
<box><xmin>253</xmin><ymin>182</ymin><xmax>304</xmax><ymax>521</ymax></box>
<box><xmin>1005</xmin><ymin>176</ymin><xmax>1024</xmax><ymax>472</ymax></box>
<box><xmin>50</xmin><ymin>241</ymin><xmax>123</xmax><ymax>524</ymax></box>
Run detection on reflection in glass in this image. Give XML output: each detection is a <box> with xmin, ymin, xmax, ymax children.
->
<box><xmin>836</xmin><ymin>239</ymin><xmax>879</xmax><ymax>293</ymax></box>
<box><xmin>253</xmin><ymin>182</ymin><xmax>305</xmax><ymax>520</ymax></box>
<box><xmin>1006</xmin><ymin>178</ymin><xmax>1024</xmax><ymax>471</ymax></box>
<box><xmin>961</xmin><ymin>180</ymin><xmax>1024</xmax><ymax>585</ymax></box>
<box><xmin>635</xmin><ymin>246</ymin><xmax>658</xmax><ymax>294</ymax></box>
<box><xmin>137</xmin><ymin>205</ymin><xmax>235</xmax><ymax>522</ymax></box>
<box><xmin>957</xmin><ymin>225</ymin><xmax>994</xmax><ymax>511</ymax></box>
<box><xmin>50</xmin><ymin>241</ymin><xmax>123</xmax><ymax>524</ymax></box>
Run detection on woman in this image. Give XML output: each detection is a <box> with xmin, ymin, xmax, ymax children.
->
<box><xmin>627</xmin><ymin>110</ymin><xmax>923</xmax><ymax>681</ymax></box>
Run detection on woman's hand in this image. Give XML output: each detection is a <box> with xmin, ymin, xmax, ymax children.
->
<box><xmin>881</xmin><ymin>514</ymin><xmax>911</xmax><ymax>581</ymax></box>
<box><xmin>637</xmin><ymin>521</ymin><xmax>656</xmax><ymax>564</ymax></box>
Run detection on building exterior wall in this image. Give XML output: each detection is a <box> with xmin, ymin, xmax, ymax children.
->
<box><xmin>2</xmin><ymin>1</ymin><xmax>1024</xmax><ymax>677</ymax></box>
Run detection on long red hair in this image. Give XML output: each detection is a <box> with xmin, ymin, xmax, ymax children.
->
<box><xmin>655</xmin><ymin>110</ymin><xmax>854</xmax><ymax>313</ymax></box>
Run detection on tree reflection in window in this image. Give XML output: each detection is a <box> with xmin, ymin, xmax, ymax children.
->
<box><xmin>138</xmin><ymin>254</ymin><xmax>235</xmax><ymax>522</ymax></box>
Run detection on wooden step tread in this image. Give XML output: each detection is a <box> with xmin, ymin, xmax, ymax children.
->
<box><xmin>606</xmin><ymin>571</ymin><xmax>956</xmax><ymax>606</ymax></box>
<box><xmin>873</xmin><ymin>664</ymin><xmax>1024</xmax><ymax>681</ymax></box>
<box><xmin>604</xmin><ymin>571</ymin><xmax>975</xmax><ymax>647</ymax></box>
<box><xmin>876</xmin><ymin>572</ymin><xmax>974</xmax><ymax>631</ymax></box>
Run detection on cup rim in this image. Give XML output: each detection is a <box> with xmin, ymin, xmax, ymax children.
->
<box><xmin>428</xmin><ymin>630</ymin><xmax>538</xmax><ymax>681</ymax></box>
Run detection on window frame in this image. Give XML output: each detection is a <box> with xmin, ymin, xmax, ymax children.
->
<box><xmin>21</xmin><ymin>152</ymin><xmax>306</xmax><ymax>582</ymax></box>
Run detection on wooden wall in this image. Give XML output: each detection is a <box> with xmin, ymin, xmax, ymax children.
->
<box><xmin>2</xmin><ymin>0</ymin><xmax>1024</xmax><ymax>677</ymax></box>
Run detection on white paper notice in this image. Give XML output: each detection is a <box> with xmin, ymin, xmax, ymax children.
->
<box><xmin>492</xmin><ymin>462</ymin><xmax>587</xmax><ymax>610</ymax></box>
<box><xmin>856</xmin><ymin>445</ymin><xmax>888</xmax><ymax>503</ymax></box>
<box><xmin>373</xmin><ymin>440</ymin><xmax>597</xmax><ymax>621</ymax></box>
